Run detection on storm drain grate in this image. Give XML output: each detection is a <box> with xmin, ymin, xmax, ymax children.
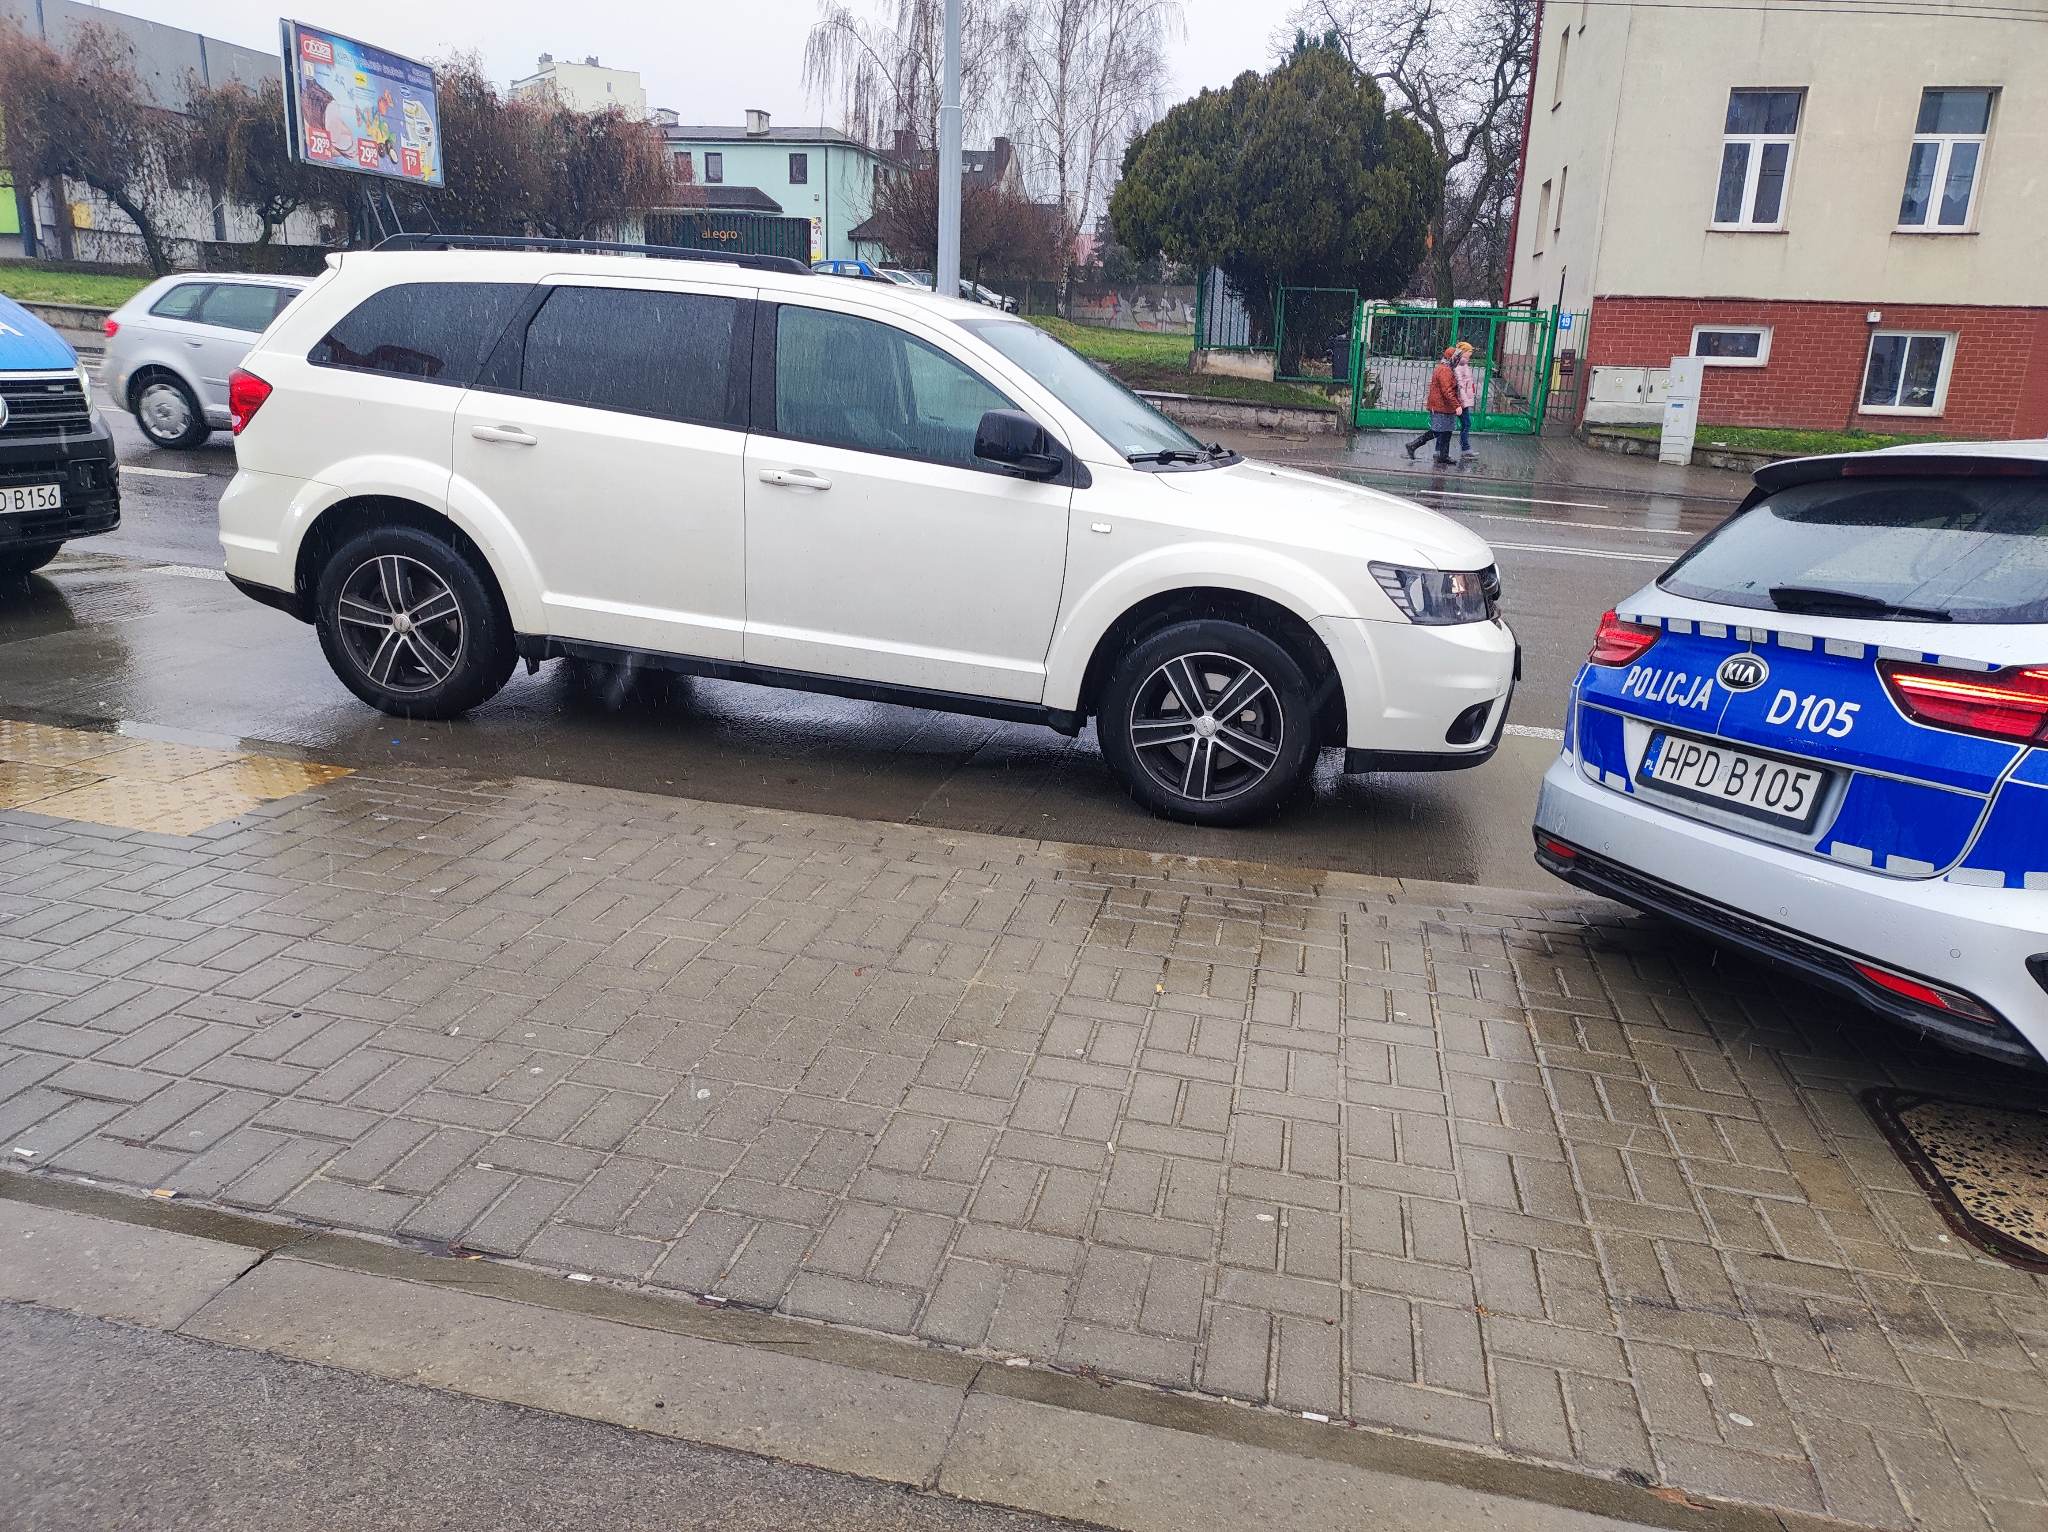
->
<box><xmin>1865</xmin><ymin>1088</ymin><xmax>2048</xmax><ymax>1271</ymax></box>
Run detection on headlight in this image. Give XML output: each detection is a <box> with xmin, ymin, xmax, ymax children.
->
<box><xmin>74</xmin><ymin>362</ymin><xmax>93</xmax><ymax>412</ymax></box>
<box><xmin>1370</xmin><ymin>562</ymin><xmax>1496</xmax><ymax>625</ymax></box>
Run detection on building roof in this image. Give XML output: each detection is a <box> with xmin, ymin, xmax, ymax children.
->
<box><xmin>663</xmin><ymin>124</ymin><xmax>869</xmax><ymax>148</ymax></box>
<box><xmin>846</xmin><ymin>214</ymin><xmax>886</xmax><ymax>243</ymax></box>
<box><xmin>658</xmin><ymin>186</ymin><xmax>785</xmax><ymax>213</ymax></box>
<box><xmin>889</xmin><ymin>133</ymin><xmax>1019</xmax><ymax>190</ymax></box>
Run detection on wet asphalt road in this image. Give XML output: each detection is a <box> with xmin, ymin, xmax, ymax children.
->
<box><xmin>0</xmin><ymin>411</ymin><xmax>1739</xmax><ymax>891</ymax></box>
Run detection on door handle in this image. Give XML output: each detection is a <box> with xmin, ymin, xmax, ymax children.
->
<box><xmin>757</xmin><ymin>468</ymin><xmax>831</xmax><ymax>490</ymax></box>
<box><xmin>470</xmin><ymin>424</ymin><xmax>537</xmax><ymax>446</ymax></box>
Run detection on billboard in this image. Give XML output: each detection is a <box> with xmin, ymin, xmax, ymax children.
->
<box><xmin>280</xmin><ymin>20</ymin><xmax>444</xmax><ymax>187</ymax></box>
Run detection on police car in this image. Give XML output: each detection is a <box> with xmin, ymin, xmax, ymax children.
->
<box><xmin>0</xmin><ymin>293</ymin><xmax>120</xmax><ymax>578</ymax></box>
<box><xmin>1534</xmin><ymin>442</ymin><xmax>2048</xmax><ymax>1068</ymax></box>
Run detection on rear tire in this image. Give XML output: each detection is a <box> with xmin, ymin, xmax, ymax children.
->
<box><xmin>314</xmin><ymin>525</ymin><xmax>515</xmax><ymax>719</ymax></box>
<box><xmin>0</xmin><ymin>542</ymin><xmax>63</xmax><ymax>579</ymax></box>
<box><xmin>1098</xmin><ymin>619</ymin><xmax>1319</xmax><ymax>827</ymax></box>
<box><xmin>133</xmin><ymin>375</ymin><xmax>208</xmax><ymax>450</ymax></box>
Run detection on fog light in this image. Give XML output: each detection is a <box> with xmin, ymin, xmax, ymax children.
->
<box><xmin>1536</xmin><ymin>835</ymin><xmax>1578</xmax><ymax>861</ymax></box>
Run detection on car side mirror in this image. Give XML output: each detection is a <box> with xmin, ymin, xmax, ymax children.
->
<box><xmin>974</xmin><ymin>410</ymin><xmax>1063</xmax><ymax>479</ymax></box>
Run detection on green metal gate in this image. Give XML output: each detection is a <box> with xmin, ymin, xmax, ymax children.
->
<box><xmin>1352</xmin><ymin>304</ymin><xmax>1559</xmax><ymax>435</ymax></box>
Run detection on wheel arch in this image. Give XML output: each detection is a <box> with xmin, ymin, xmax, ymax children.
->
<box><xmin>122</xmin><ymin>361</ymin><xmax>194</xmax><ymax>413</ymax></box>
<box><xmin>295</xmin><ymin>496</ymin><xmax>515</xmax><ymax>638</ymax></box>
<box><xmin>1072</xmin><ymin>586</ymin><xmax>1348</xmax><ymax>746</ymax></box>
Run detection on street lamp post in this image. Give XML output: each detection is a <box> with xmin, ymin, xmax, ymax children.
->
<box><xmin>935</xmin><ymin>0</ymin><xmax>962</xmax><ymax>298</ymax></box>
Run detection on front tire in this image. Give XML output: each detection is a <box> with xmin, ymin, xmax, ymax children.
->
<box><xmin>0</xmin><ymin>542</ymin><xmax>62</xmax><ymax>579</ymax></box>
<box><xmin>315</xmin><ymin>526</ymin><xmax>515</xmax><ymax>719</ymax></box>
<box><xmin>133</xmin><ymin>375</ymin><xmax>208</xmax><ymax>450</ymax></box>
<box><xmin>1098</xmin><ymin>619</ymin><xmax>1319</xmax><ymax>826</ymax></box>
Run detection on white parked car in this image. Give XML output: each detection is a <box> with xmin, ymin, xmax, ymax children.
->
<box><xmin>103</xmin><ymin>273</ymin><xmax>309</xmax><ymax>448</ymax></box>
<box><xmin>218</xmin><ymin>240</ymin><xmax>1515</xmax><ymax>824</ymax></box>
<box><xmin>1536</xmin><ymin>441</ymin><xmax>2048</xmax><ymax>1066</ymax></box>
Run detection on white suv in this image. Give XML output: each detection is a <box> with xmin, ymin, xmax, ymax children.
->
<box><xmin>219</xmin><ymin>240</ymin><xmax>1517</xmax><ymax>824</ymax></box>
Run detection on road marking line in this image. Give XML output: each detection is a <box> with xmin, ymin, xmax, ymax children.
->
<box><xmin>1401</xmin><ymin>488</ymin><xmax>1617</xmax><ymax>510</ymax></box>
<box><xmin>158</xmin><ymin>564</ymin><xmax>228</xmax><ymax>581</ymax></box>
<box><xmin>1489</xmin><ymin>540</ymin><xmax>1670</xmax><ymax>564</ymax></box>
<box><xmin>1505</xmin><ymin>723</ymin><xmax>1566</xmax><ymax>741</ymax></box>
<box><xmin>121</xmin><ymin>465</ymin><xmax>205</xmax><ymax>480</ymax></box>
<box><xmin>1465</xmin><ymin>511</ymin><xmax>1694</xmax><ymax>536</ymax></box>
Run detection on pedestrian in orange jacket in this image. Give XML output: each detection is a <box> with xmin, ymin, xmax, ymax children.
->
<box><xmin>1404</xmin><ymin>348</ymin><xmax>1461</xmax><ymax>464</ymax></box>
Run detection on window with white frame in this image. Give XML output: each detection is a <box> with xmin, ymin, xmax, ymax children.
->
<box><xmin>1691</xmin><ymin>325</ymin><xmax>1771</xmax><ymax>366</ymax></box>
<box><xmin>1861</xmin><ymin>331</ymin><xmax>1954</xmax><ymax>413</ymax></box>
<box><xmin>1898</xmin><ymin>88</ymin><xmax>1994</xmax><ymax>230</ymax></box>
<box><xmin>1712</xmin><ymin>90</ymin><xmax>1801</xmax><ymax>229</ymax></box>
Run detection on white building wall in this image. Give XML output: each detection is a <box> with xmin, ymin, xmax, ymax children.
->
<box><xmin>511</xmin><ymin>61</ymin><xmax>649</xmax><ymax>119</ymax></box>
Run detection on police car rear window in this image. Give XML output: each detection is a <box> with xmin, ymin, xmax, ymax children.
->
<box><xmin>1660</xmin><ymin>476</ymin><xmax>2048</xmax><ymax>625</ymax></box>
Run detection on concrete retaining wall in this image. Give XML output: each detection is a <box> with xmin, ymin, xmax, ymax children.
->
<box><xmin>1141</xmin><ymin>391</ymin><xmax>1347</xmax><ymax>438</ymax></box>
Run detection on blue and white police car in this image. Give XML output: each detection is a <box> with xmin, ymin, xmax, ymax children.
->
<box><xmin>0</xmin><ymin>292</ymin><xmax>120</xmax><ymax>578</ymax></box>
<box><xmin>1535</xmin><ymin>442</ymin><xmax>2048</xmax><ymax>1068</ymax></box>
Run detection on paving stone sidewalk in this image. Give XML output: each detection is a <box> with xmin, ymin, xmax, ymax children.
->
<box><xmin>1</xmin><ymin>767</ymin><xmax>2044</xmax><ymax>1530</ymax></box>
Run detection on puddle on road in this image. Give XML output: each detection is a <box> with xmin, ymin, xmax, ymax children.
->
<box><xmin>0</xmin><ymin>717</ymin><xmax>350</xmax><ymax>835</ymax></box>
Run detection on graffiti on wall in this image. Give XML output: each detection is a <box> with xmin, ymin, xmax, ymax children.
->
<box><xmin>1064</xmin><ymin>285</ymin><xmax>1196</xmax><ymax>335</ymax></box>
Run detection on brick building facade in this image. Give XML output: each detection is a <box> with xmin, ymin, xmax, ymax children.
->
<box><xmin>1586</xmin><ymin>299</ymin><xmax>2048</xmax><ymax>437</ymax></box>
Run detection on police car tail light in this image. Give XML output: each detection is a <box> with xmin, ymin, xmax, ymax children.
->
<box><xmin>1878</xmin><ymin>661</ymin><xmax>2048</xmax><ymax>744</ymax></box>
<box><xmin>228</xmin><ymin>369</ymin><xmax>272</xmax><ymax>435</ymax></box>
<box><xmin>1849</xmin><ymin>960</ymin><xmax>2000</xmax><ymax>1025</ymax></box>
<box><xmin>1588</xmin><ymin>610</ymin><xmax>1659</xmax><ymax>667</ymax></box>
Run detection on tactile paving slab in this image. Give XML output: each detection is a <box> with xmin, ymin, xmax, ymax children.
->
<box><xmin>0</xmin><ymin>720</ymin><xmax>350</xmax><ymax>835</ymax></box>
<box><xmin>1866</xmin><ymin>1088</ymin><xmax>2048</xmax><ymax>1270</ymax></box>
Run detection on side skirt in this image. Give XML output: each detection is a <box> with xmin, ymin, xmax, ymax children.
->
<box><xmin>518</xmin><ymin>634</ymin><xmax>1086</xmax><ymax>737</ymax></box>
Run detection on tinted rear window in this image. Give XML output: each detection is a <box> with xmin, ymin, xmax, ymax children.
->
<box><xmin>1661</xmin><ymin>475</ymin><xmax>2048</xmax><ymax>624</ymax></box>
<box><xmin>515</xmin><ymin>286</ymin><xmax>742</xmax><ymax>426</ymax></box>
<box><xmin>149</xmin><ymin>283</ymin><xmax>206</xmax><ymax>321</ymax></box>
<box><xmin>309</xmin><ymin>282</ymin><xmax>527</xmax><ymax>386</ymax></box>
<box><xmin>200</xmin><ymin>283</ymin><xmax>292</xmax><ymax>334</ymax></box>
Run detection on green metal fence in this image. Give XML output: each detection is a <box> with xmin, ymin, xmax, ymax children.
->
<box><xmin>1352</xmin><ymin>304</ymin><xmax>1560</xmax><ymax>434</ymax></box>
<box><xmin>1193</xmin><ymin>267</ymin><xmax>1262</xmax><ymax>352</ymax></box>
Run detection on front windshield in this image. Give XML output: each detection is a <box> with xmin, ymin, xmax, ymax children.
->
<box><xmin>963</xmin><ymin>319</ymin><xmax>1208</xmax><ymax>460</ymax></box>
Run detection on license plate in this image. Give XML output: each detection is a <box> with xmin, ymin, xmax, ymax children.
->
<box><xmin>0</xmin><ymin>484</ymin><xmax>62</xmax><ymax>515</ymax></box>
<box><xmin>1639</xmin><ymin>731</ymin><xmax>1828</xmax><ymax>829</ymax></box>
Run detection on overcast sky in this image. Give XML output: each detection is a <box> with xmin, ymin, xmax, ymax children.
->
<box><xmin>138</xmin><ymin>0</ymin><xmax>1293</xmax><ymax>130</ymax></box>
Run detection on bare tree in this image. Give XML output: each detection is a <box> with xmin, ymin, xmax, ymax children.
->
<box><xmin>1290</xmin><ymin>0</ymin><xmax>1535</xmax><ymax>305</ymax></box>
<box><xmin>179</xmin><ymin>79</ymin><xmax>339</xmax><ymax>247</ymax></box>
<box><xmin>1006</xmin><ymin>0</ymin><xmax>1182</xmax><ymax>276</ymax></box>
<box><xmin>0</xmin><ymin>21</ymin><xmax>183</xmax><ymax>273</ymax></box>
<box><xmin>803</xmin><ymin>0</ymin><xmax>1024</xmax><ymax>153</ymax></box>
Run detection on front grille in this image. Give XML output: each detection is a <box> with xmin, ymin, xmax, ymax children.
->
<box><xmin>0</xmin><ymin>376</ymin><xmax>92</xmax><ymax>438</ymax></box>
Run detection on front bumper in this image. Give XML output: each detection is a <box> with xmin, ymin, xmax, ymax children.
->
<box><xmin>1535</xmin><ymin>755</ymin><xmax>2048</xmax><ymax>1067</ymax></box>
<box><xmin>1321</xmin><ymin>614</ymin><xmax>1518</xmax><ymax>772</ymax></box>
<box><xmin>0</xmin><ymin>412</ymin><xmax>121</xmax><ymax>548</ymax></box>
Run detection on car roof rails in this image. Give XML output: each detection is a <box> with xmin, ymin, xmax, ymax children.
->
<box><xmin>374</xmin><ymin>233</ymin><xmax>812</xmax><ymax>276</ymax></box>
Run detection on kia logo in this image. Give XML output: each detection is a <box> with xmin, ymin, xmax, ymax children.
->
<box><xmin>1718</xmin><ymin>654</ymin><xmax>1769</xmax><ymax>692</ymax></box>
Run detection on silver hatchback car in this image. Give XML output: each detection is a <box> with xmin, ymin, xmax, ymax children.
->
<box><xmin>103</xmin><ymin>274</ymin><xmax>310</xmax><ymax>448</ymax></box>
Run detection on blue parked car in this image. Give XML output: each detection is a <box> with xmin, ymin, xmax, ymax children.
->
<box><xmin>0</xmin><ymin>293</ymin><xmax>120</xmax><ymax>578</ymax></box>
<box><xmin>1535</xmin><ymin>442</ymin><xmax>2048</xmax><ymax>1067</ymax></box>
<box><xmin>811</xmin><ymin>258</ymin><xmax>895</xmax><ymax>283</ymax></box>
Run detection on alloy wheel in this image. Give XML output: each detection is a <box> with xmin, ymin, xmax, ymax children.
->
<box><xmin>333</xmin><ymin>554</ymin><xmax>466</xmax><ymax>694</ymax></box>
<box><xmin>137</xmin><ymin>381</ymin><xmax>194</xmax><ymax>444</ymax></box>
<box><xmin>1126</xmin><ymin>651</ymin><xmax>1285</xmax><ymax>802</ymax></box>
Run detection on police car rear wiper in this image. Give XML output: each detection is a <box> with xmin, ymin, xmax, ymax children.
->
<box><xmin>1768</xmin><ymin>585</ymin><xmax>1952</xmax><ymax>622</ymax></box>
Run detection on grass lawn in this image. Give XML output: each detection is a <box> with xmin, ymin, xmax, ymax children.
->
<box><xmin>1029</xmin><ymin>315</ymin><xmax>1338</xmax><ymax>413</ymax></box>
<box><xmin>0</xmin><ymin>264</ymin><xmax>152</xmax><ymax>309</ymax></box>
<box><xmin>1602</xmin><ymin>423</ymin><xmax>1957</xmax><ymax>456</ymax></box>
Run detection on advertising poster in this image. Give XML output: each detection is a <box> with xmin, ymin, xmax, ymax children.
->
<box><xmin>281</xmin><ymin>21</ymin><xmax>445</xmax><ymax>188</ymax></box>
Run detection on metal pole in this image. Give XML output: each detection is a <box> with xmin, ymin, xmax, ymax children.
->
<box><xmin>935</xmin><ymin>0</ymin><xmax>962</xmax><ymax>298</ymax></box>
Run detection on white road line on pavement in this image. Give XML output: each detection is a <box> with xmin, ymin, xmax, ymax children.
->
<box><xmin>1402</xmin><ymin>488</ymin><xmax>1612</xmax><ymax>510</ymax></box>
<box><xmin>121</xmin><ymin>465</ymin><xmax>205</xmax><ymax>480</ymax></box>
<box><xmin>1466</xmin><ymin>511</ymin><xmax>1694</xmax><ymax>536</ymax></box>
<box><xmin>159</xmin><ymin>564</ymin><xmax>229</xmax><ymax>581</ymax></box>
<box><xmin>1489</xmin><ymin>540</ymin><xmax>1671</xmax><ymax>564</ymax></box>
<box><xmin>1505</xmin><ymin>723</ymin><xmax>1566</xmax><ymax>741</ymax></box>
